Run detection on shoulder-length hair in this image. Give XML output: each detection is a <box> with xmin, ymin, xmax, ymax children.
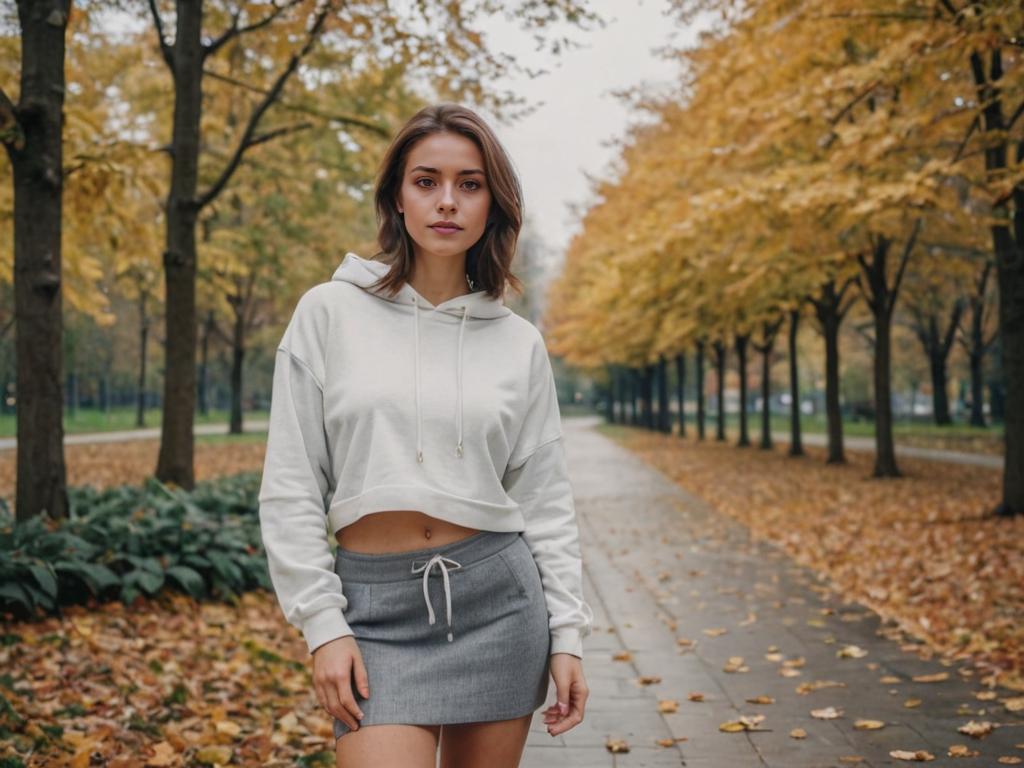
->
<box><xmin>368</xmin><ymin>103</ymin><xmax>525</xmax><ymax>302</ymax></box>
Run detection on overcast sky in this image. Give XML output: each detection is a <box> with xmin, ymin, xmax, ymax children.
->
<box><xmin>475</xmin><ymin>0</ymin><xmax>696</xmax><ymax>258</ymax></box>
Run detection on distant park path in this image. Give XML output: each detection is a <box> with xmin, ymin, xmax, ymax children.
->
<box><xmin>0</xmin><ymin>418</ymin><xmax>1003</xmax><ymax>470</ymax></box>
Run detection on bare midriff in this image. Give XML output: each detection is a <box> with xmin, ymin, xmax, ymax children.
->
<box><xmin>334</xmin><ymin>510</ymin><xmax>481</xmax><ymax>554</ymax></box>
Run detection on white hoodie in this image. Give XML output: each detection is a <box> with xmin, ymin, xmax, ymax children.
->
<box><xmin>258</xmin><ymin>252</ymin><xmax>594</xmax><ymax>658</ymax></box>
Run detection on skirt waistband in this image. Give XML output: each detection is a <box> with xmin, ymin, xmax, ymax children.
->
<box><xmin>334</xmin><ymin>530</ymin><xmax>521</xmax><ymax>583</ymax></box>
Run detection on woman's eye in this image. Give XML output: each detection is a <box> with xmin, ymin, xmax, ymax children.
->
<box><xmin>414</xmin><ymin>178</ymin><xmax>482</xmax><ymax>191</ymax></box>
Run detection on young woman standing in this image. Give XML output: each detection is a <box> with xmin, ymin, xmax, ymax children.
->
<box><xmin>258</xmin><ymin>103</ymin><xmax>593</xmax><ymax>768</ymax></box>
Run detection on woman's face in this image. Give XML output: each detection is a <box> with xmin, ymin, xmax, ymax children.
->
<box><xmin>395</xmin><ymin>131</ymin><xmax>492</xmax><ymax>267</ymax></box>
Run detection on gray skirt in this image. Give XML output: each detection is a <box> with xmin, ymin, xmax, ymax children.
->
<box><xmin>331</xmin><ymin>530</ymin><xmax>551</xmax><ymax>741</ymax></box>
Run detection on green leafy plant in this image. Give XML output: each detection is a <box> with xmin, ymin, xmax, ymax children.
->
<box><xmin>0</xmin><ymin>473</ymin><xmax>271</xmax><ymax>618</ymax></box>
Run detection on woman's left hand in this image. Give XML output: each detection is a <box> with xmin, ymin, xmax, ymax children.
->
<box><xmin>543</xmin><ymin>652</ymin><xmax>588</xmax><ymax>736</ymax></box>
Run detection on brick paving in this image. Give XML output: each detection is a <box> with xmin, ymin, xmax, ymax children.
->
<box><xmin>519</xmin><ymin>416</ymin><xmax>1024</xmax><ymax>767</ymax></box>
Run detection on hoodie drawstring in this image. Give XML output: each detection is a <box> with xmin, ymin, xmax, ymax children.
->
<box><xmin>412</xmin><ymin>296</ymin><xmax>469</xmax><ymax>463</ymax></box>
<box><xmin>413</xmin><ymin>296</ymin><xmax>424</xmax><ymax>463</ymax></box>
<box><xmin>455</xmin><ymin>305</ymin><xmax>467</xmax><ymax>458</ymax></box>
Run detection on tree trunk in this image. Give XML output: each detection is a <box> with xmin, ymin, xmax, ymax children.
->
<box><xmin>229</xmin><ymin>304</ymin><xmax>245</xmax><ymax>434</ymax></box>
<box><xmin>963</xmin><ymin>260</ymin><xmax>994</xmax><ymax>427</ymax></box>
<box><xmin>753</xmin><ymin>318</ymin><xmax>781</xmax><ymax>451</ymax></box>
<box><xmin>859</xmin><ymin>230</ymin><xmax>915</xmax><ymax>479</ymax></box>
<box><xmin>735</xmin><ymin>333</ymin><xmax>750</xmax><ymax>447</ymax></box>
<box><xmin>911</xmin><ymin>301</ymin><xmax>962</xmax><ymax>427</ymax></box>
<box><xmin>788</xmin><ymin>308</ymin><xmax>804</xmax><ymax>456</ymax></box>
<box><xmin>136</xmin><ymin>292</ymin><xmax>148</xmax><ymax>428</ymax></box>
<box><xmin>812</xmin><ymin>279</ymin><xmax>853</xmax><ymax>465</ymax></box>
<box><xmin>66</xmin><ymin>371</ymin><xmax>77</xmax><ymax>419</ymax></box>
<box><xmin>626</xmin><ymin>368</ymin><xmax>634</xmax><ymax>423</ymax></box>
<box><xmin>713</xmin><ymin>340</ymin><xmax>726</xmax><ymax>441</ymax></box>
<box><xmin>696</xmin><ymin>340</ymin><xmax>706</xmax><ymax>440</ymax></box>
<box><xmin>7</xmin><ymin>0</ymin><xmax>72</xmax><ymax>523</ymax></box>
<box><xmin>617</xmin><ymin>367</ymin><xmax>627</xmax><ymax>424</ymax></box>
<box><xmin>969</xmin><ymin>47</ymin><xmax>1023</xmax><ymax>515</ymax></box>
<box><xmin>199</xmin><ymin>309</ymin><xmax>212</xmax><ymax>417</ymax></box>
<box><xmin>642</xmin><ymin>363</ymin><xmax>655</xmax><ymax>429</ymax></box>
<box><xmin>604</xmin><ymin>365</ymin><xmax>615</xmax><ymax>424</ymax></box>
<box><xmin>152</xmin><ymin>2</ymin><xmax>329</xmax><ymax>488</ymax></box>
<box><xmin>656</xmin><ymin>355</ymin><xmax>669</xmax><ymax>433</ymax></box>
<box><xmin>155</xmin><ymin>1</ymin><xmax>203</xmax><ymax>487</ymax></box>
<box><xmin>929</xmin><ymin>352</ymin><xmax>951</xmax><ymax>426</ymax></box>
<box><xmin>873</xmin><ymin>298</ymin><xmax>899</xmax><ymax>476</ymax></box>
<box><xmin>675</xmin><ymin>352</ymin><xmax>686</xmax><ymax>437</ymax></box>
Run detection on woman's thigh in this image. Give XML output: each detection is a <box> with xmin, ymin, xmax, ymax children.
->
<box><xmin>335</xmin><ymin>723</ymin><xmax>440</xmax><ymax>768</ymax></box>
<box><xmin>438</xmin><ymin>713</ymin><xmax>533</xmax><ymax>768</ymax></box>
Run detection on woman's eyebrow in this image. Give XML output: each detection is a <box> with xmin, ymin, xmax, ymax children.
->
<box><xmin>409</xmin><ymin>165</ymin><xmax>485</xmax><ymax>176</ymax></box>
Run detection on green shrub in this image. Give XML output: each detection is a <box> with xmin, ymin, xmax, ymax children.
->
<box><xmin>0</xmin><ymin>473</ymin><xmax>272</xmax><ymax>619</ymax></box>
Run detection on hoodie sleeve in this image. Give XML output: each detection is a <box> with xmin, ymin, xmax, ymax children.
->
<box><xmin>502</xmin><ymin>336</ymin><xmax>594</xmax><ymax>659</ymax></box>
<box><xmin>258</xmin><ymin>295</ymin><xmax>353</xmax><ymax>655</ymax></box>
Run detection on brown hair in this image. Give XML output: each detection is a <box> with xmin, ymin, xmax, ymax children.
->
<box><xmin>368</xmin><ymin>103</ymin><xmax>525</xmax><ymax>301</ymax></box>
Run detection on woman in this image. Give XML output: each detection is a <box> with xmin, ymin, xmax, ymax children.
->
<box><xmin>258</xmin><ymin>102</ymin><xmax>593</xmax><ymax>768</ymax></box>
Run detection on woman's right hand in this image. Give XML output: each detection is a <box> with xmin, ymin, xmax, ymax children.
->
<box><xmin>312</xmin><ymin>635</ymin><xmax>370</xmax><ymax>731</ymax></box>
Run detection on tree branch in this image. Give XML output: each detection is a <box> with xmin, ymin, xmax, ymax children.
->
<box><xmin>147</xmin><ymin>0</ymin><xmax>174</xmax><ymax>70</ymax></box>
<box><xmin>196</xmin><ymin>5</ymin><xmax>331</xmax><ymax>210</ymax></box>
<box><xmin>888</xmin><ymin>217</ymin><xmax>923</xmax><ymax>315</ymax></box>
<box><xmin>204</xmin><ymin>0</ymin><xmax>305</xmax><ymax>60</ymax></box>
<box><xmin>202</xmin><ymin>68</ymin><xmax>391</xmax><ymax>135</ymax></box>
<box><xmin>0</xmin><ymin>87</ymin><xmax>24</xmax><ymax>154</ymax></box>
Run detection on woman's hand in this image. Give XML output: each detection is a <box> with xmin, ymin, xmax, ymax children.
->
<box><xmin>311</xmin><ymin>635</ymin><xmax>369</xmax><ymax>732</ymax></box>
<box><xmin>543</xmin><ymin>652</ymin><xmax>588</xmax><ymax>736</ymax></box>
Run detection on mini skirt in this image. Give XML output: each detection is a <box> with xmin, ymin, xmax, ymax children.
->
<box><xmin>331</xmin><ymin>529</ymin><xmax>551</xmax><ymax>741</ymax></box>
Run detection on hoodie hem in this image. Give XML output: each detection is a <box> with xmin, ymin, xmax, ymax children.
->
<box><xmin>327</xmin><ymin>485</ymin><xmax>527</xmax><ymax>536</ymax></box>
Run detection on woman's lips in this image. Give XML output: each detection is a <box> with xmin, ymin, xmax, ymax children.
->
<box><xmin>430</xmin><ymin>225</ymin><xmax>461</xmax><ymax>234</ymax></box>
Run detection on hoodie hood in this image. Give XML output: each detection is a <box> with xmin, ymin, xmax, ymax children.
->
<box><xmin>332</xmin><ymin>251</ymin><xmax>511</xmax><ymax>319</ymax></box>
<box><xmin>331</xmin><ymin>251</ymin><xmax>511</xmax><ymax>464</ymax></box>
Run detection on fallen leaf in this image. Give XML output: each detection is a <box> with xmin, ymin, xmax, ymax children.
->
<box><xmin>837</xmin><ymin>645</ymin><xmax>868</xmax><ymax>659</ymax></box>
<box><xmin>811</xmin><ymin>706</ymin><xmax>843</xmax><ymax>719</ymax></box>
<box><xmin>912</xmin><ymin>672</ymin><xmax>949</xmax><ymax>683</ymax></box>
<box><xmin>958</xmin><ymin>720</ymin><xmax>995</xmax><ymax>738</ymax></box>
<box><xmin>605</xmin><ymin>738</ymin><xmax>630</xmax><ymax>753</ymax></box>
<box><xmin>948</xmin><ymin>744</ymin><xmax>980</xmax><ymax>757</ymax></box>
<box><xmin>889</xmin><ymin>749</ymin><xmax>935</xmax><ymax>761</ymax></box>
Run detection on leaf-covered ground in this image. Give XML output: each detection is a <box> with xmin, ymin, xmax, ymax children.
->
<box><xmin>1</xmin><ymin>590</ymin><xmax>335</xmax><ymax>766</ymax></box>
<box><xmin>605</xmin><ymin>423</ymin><xmax>1024</xmax><ymax>692</ymax></box>
<box><xmin>0</xmin><ymin>438</ymin><xmax>268</xmax><ymax>503</ymax></box>
<box><xmin>1</xmin><ymin>426</ymin><xmax>1020</xmax><ymax>765</ymax></box>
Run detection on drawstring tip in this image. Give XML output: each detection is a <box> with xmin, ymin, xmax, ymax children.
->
<box><xmin>455</xmin><ymin>443</ymin><xmax>463</xmax><ymax>458</ymax></box>
<box><xmin>447</xmin><ymin>632</ymin><xmax>454</xmax><ymax>642</ymax></box>
<box><xmin>417</xmin><ymin>450</ymin><xmax>423</xmax><ymax>463</ymax></box>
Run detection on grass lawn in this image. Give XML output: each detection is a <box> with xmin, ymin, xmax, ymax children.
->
<box><xmin>0</xmin><ymin>407</ymin><xmax>271</xmax><ymax>438</ymax></box>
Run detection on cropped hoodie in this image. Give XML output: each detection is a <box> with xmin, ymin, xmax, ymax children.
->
<box><xmin>258</xmin><ymin>252</ymin><xmax>594</xmax><ymax>658</ymax></box>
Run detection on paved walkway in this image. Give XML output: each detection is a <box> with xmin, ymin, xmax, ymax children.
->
<box><xmin>0</xmin><ymin>420</ymin><xmax>258</xmax><ymax>451</ymax></box>
<box><xmin>769</xmin><ymin>429</ymin><xmax>1002</xmax><ymax>469</ymax></box>
<box><xmin>521</xmin><ymin>417</ymin><xmax>1023</xmax><ymax>767</ymax></box>
<box><xmin>0</xmin><ymin>419</ymin><xmax>1003</xmax><ymax>470</ymax></box>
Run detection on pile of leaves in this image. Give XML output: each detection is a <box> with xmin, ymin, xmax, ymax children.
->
<box><xmin>0</xmin><ymin>589</ymin><xmax>334</xmax><ymax>766</ymax></box>
<box><xmin>611</xmin><ymin>425</ymin><xmax>1023</xmax><ymax>691</ymax></box>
